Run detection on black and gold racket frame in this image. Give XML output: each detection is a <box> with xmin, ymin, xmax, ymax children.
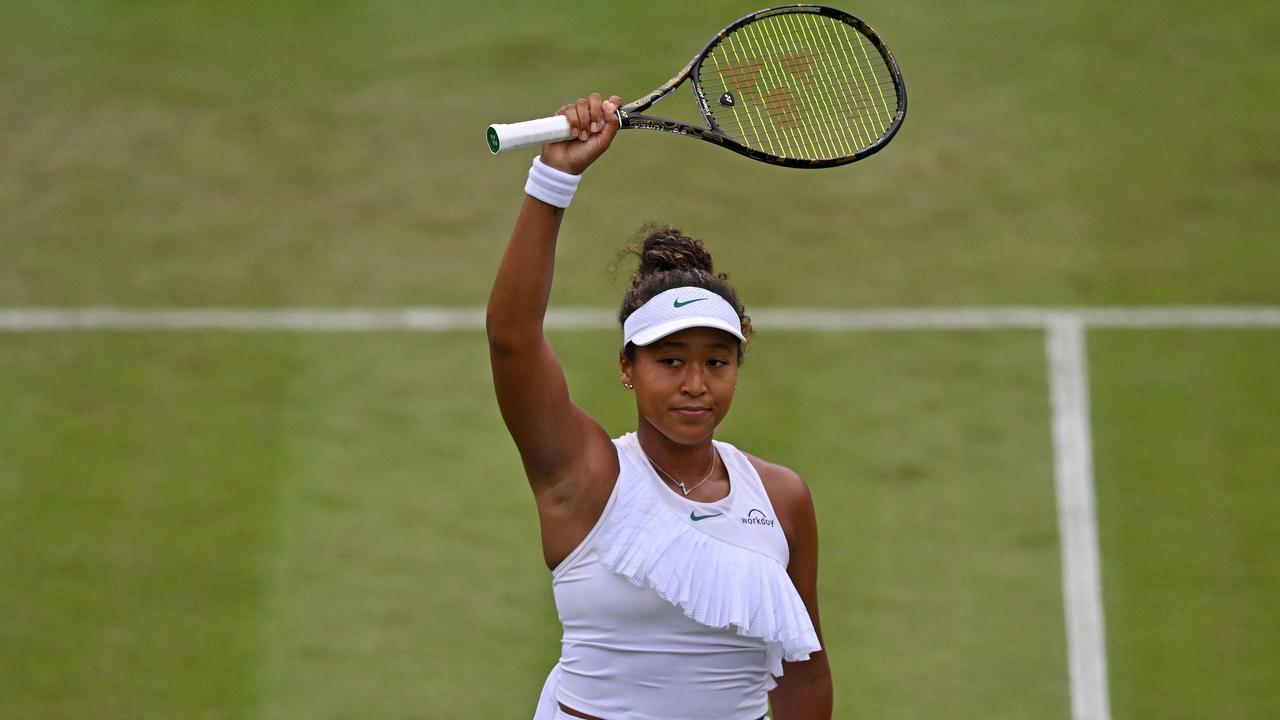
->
<box><xmin>620</xmin><ymin>4</ymin><xmax>907</xmax><ymax>168</ymax></box>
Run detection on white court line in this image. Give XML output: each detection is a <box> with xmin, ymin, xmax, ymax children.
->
<box><xmin>1046</xmin><ymin>316</ymin><xmax>1112</xmax><ymax>720</ymax></box>
<box><xmin>2</xmin><ymin>305</ymin><xmax>1279</xmax><ymax>331</ymax></box>
<box><xmin>3</xmin><ymin>303</ymin><xmax>1276</xmax><ymax>719</ymax></box>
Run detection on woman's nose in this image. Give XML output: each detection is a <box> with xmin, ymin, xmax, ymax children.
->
<box><xmin>682</xmin><ymin>366</ymin><xmax>707</xmax><ymax>395</ymax></box>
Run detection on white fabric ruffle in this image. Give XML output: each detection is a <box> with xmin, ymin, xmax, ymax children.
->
<box><xmin>596</xmin><ymin>436</ymin><xmax>821</xmax><ymax>683</ymax></box>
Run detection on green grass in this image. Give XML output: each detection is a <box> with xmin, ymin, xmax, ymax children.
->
<box><xmin>0</xmin><ymin>334</ymin><xmax>298</xmax><ymax>718</ymax></box>
<box><xmin>251</xmin><ymin>333</ymin><xmax>555</xmax><ymax>719</ymax></box>
<box><xmin>0</xmin><ymin>330</ymin><xmax>1074</xmax><ymax>718</ymax></box>
<box><xmin>725</xmin><ymin>331</ymin><xmax>1069</xmax><ymax>718</ymax></box>
<box><xmin>1091</xmin><ymin>330</ymin><xmax>1280</xmax><ymax>719</ymax></box>
<box><xmin>1</xmin><ymin>0</ymin><xmax>1277</xmax><ymax>307</ymax></box>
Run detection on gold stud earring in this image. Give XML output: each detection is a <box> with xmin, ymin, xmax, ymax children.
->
<box><xmin>622</xmin><ymin>381</ymin><xmax>634</xmax><ymax>390</ymax></box>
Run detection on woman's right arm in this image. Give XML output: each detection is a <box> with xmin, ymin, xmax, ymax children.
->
<box><xmin>487</xmin><ymin>93</ymin><xmax>622</xmax><ymax>497</ymax></box>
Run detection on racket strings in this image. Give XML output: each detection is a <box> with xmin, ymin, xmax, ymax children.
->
<box><xmin>769</xmin><ymin>18</ymin><xmax>892</xmax><ymax>155</ymax></box>
<box><xmin>781</xmin><ymin>16</ymin><xmax>896</xmax><ymax>154</ymax></box>
<box><xmin>699</xmin><ymin>12</ymin><xmax>901</xmax><ymax>160</ymax></box>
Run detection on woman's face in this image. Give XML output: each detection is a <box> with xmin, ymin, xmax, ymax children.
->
<box><xmin>620</xmin><ymin>326</ymin><xmax>740</xmax><ymax>446</ymax></box>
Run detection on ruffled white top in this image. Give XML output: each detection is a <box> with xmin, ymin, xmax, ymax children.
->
<box><xmin>533</xmin><ymin>433</ymin><xmax>821</xmax><ymax>720</ymax></box>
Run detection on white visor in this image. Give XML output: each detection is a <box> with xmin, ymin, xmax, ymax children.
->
<box><xmin>623</xmin><ymin>287</ymin><xmax>746</xmax><ymax>347</ymax></box>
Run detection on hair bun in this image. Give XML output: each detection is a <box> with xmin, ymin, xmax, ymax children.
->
<box><xmin>636</xmin><ymin>224</ymin><xmax>715</xmax><ymax>277</ymax></box>
<box><xmin>616</xmin><ymin>223</ymin><xmax>752</xmax><ymax>355</ymax></box>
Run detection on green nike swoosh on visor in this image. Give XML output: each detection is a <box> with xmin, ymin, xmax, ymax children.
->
<box><xmin>673</xmin><ymin>298</ymin><xmax>707</xmax><ymax>308</ymax></box>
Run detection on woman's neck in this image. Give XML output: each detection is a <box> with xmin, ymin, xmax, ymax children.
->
<box><xmin>634</xmin><ymin>424</ymin><xmax>715</xmax><ymax>477</ymax></box>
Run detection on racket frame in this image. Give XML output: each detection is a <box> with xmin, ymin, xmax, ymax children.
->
<box><xmin>617</xmin><ymin>4</ymin><xmax>907</xmax><ymax>168</ymax></box>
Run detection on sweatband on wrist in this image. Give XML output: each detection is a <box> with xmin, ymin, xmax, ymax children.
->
<box><xmin>525</xmin><ymin>155</ymin><xmax>581</xmax><ymax>208</ymax></box>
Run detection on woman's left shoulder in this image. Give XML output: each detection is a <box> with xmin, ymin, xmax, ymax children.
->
<box><xmin>742</xmin><ymin>452</ymin><xmax>815</xmax><ymax>541</ymax></box>
<box><xmin>743</xmin><ymin>452</ymin><xmax>809</xmax><ymax>500</ymax></box>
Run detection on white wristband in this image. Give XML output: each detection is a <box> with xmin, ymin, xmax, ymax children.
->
<box><xmin>525</xmin><ymin>155</ymin><xmax>581</xmax><ymax>208</ymax></box>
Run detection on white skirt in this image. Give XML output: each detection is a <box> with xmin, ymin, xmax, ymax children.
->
<box><xmin>533</xmin><ymin>661</ymin><xmax>771</xmax><ymax>720</ymax></box>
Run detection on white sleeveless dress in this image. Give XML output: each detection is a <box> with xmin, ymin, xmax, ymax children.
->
<box><xmin>532</xmin><ymin>433</ymin><xmax>821</xmax><ymax>720</ymax></box>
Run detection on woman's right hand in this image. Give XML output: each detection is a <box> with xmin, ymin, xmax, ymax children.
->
<box><xmin>540</xmin><ymin>92</ymin><xmax>622</xmax><ymax>176</ymax></box>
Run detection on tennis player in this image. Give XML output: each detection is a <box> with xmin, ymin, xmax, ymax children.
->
<box><xmin>488</xmin><ymin>92</ymin><xmax>832</xmax><ymax>720</ymax></box>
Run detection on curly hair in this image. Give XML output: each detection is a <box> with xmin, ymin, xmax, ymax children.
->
<box><xmin>616</xmin><ymin>223</ymin><xmax>752</xmax><ymax>362</ymax></box>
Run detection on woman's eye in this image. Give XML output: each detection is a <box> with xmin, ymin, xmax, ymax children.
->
<box><xmin>707</xmin><ymin>359</ymin><xmax>728</xmax><ymax>368</ymax></box>
<box><xmin>661</xmin><ymin>358</ymin><xmax>682</xmax><ymax>367</ymax></box>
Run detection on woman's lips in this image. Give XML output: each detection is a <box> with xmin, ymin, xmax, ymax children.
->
<box><xmin>673</xmin><ymin>406</ymin><xmax>712</xmax><ymax>418</ymax></box>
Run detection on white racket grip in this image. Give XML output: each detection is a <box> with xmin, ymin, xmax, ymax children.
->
<box><xmin>487</xmin><ymin>115</ymin><xmax>572</xmax><ymax>155</ymax></box>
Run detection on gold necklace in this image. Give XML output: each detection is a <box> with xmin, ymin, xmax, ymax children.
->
<box><xmin>642</xmin><ymin>446</ymin><xmax>718</xmax><ymax>497</ymax></box>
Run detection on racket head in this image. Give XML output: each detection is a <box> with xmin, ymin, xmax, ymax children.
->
<box><xmin>688</xmin><ymin>5</ymin><xmax>907</xmax><ymax>168</ymax></box>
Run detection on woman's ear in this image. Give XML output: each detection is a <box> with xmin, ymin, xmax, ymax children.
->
<box><xmin>619</xmin><ymin>352</ymin><xmax>634</xmax><ymax>389</ymax></box>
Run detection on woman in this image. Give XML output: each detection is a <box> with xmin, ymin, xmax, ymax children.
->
<box><xmin>488</xmin><ymin>92</ymin><xmax>832</xmax><ymax>720</ymax></box>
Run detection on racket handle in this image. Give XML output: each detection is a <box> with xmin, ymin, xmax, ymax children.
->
<box><xmin>487</xmin><ymin>115</ymin><xmax>572</xmax><ymax>155</ymax></box>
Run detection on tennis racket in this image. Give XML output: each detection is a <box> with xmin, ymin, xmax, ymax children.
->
<box><xmin>486</xmin><ymin>4</ymin><xmax>905</xmax><ymax>169</ymax></box>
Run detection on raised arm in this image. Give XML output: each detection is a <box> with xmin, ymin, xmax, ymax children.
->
<box><xmin>487</xmin><ymin>93</ymin><xmax>622</xmax><ymax>496</ymax></box>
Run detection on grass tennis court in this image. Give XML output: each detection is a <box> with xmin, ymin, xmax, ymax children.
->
<box><xmin>2</xmin><ymin>330</ymin><xmax>1073</xmax><ymax>719</ymax></box>
<box><xmin>1</xmin><ymin>0</ymin><xmax>1277</xmax><ymax>718</ymax></box>
<box><xmin>1091</xmin><ymin>331</ymin><xmax>1280</xmax><ymax>720</ymax></box>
